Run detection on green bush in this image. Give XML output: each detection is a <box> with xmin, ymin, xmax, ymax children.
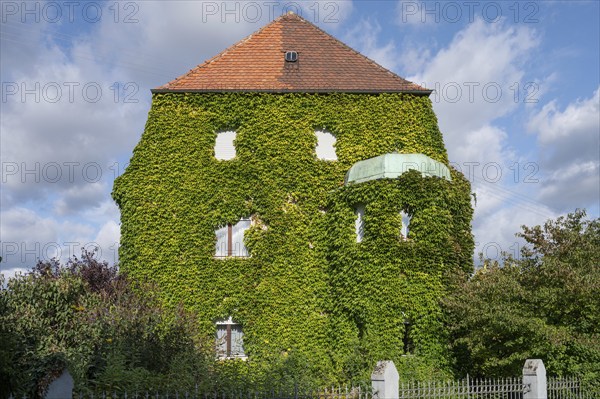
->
<box><xmin>444</xmin><ymin>210</ymin><xmax>600</xmax><ymax>380</ymax></box>
<box><xmin>0</xmin><ymin>252</ymin><xmax>213</xmax><ymax>396</ymax></box>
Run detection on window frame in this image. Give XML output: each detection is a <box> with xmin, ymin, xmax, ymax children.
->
<box><xmin>216</xmin><ymin>316</ymin><xmax>247</xmax><ymax>360</ymax></box>
<box><xmin>215</xmin><ymin>218</ymin><xmax>252</xmax><ymax>258</ymax></box>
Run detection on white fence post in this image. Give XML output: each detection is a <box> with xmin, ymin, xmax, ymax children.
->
<box><xmin>523</xmin><ymin>359</ymin><xmax>547</xmax><ymax>399</ymax></box>
<box><xmin>371</xmin><ymin>360</ymin><xmax>399</xmax><ymax>399</ymax></box>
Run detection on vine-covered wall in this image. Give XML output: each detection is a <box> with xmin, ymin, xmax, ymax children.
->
<box><xmin>112</xmin><ymin>92</ymin><xmax>474</xmax><ymax>383</ymax></box>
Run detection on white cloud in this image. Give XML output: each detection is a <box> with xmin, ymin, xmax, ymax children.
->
<box><xmin>0</xmin><ymin>204</ymin><xmax>119</xmax><ymax>269</ymax></box>
<box><xmin>343</xmin><ymin>18</ymin><xmax>399</xmax><ymax>71</ymax></box>
<box><xmin>0</xmin><ymin>20</ymin><xmax>47</xmax><ymax>80</ymax></box>
<box><xmin>451</xmin><ymin>124</ymin><xmax>512</xmax><ymax>168</ymax></box>
<box><xmin>397</xmin><ymin>46</ymin><xmax>432</xmax><ymax>77</ymax></box>
<box><xmin>81</xmin><ymin>200</ymin><xmax>121</xmax><ymax>226</ymax></box>
<box><xmin>473</xmin><ymin>203</ymin><xmax>558</xmax><ymax>264</ymax></box>
<box><xmin>528</xmin><ymin>87</ymin><xmax>599</xmax><ymax>157</ymax></box>
<box><xmin>409</xmin><ymin>18</ymin><xmax>538</xmax><ymax>143</ymax></box>
<box><xmin>92</xmin><ymin>220</ymin><xmax>121</xmax><ymax>265</ymax></box>
<box><xmin>0</xmin><ymin>268</ymin><xmax>30</xmax><ymax>284</ymax></box>
<box><xmin>54</xmin><ymin>182</ymin><xmax>107</xmax><ymax>216</ymax></box>
<box><xmin>527</xmin><ymin>87</ymin><xmax>600</xmax><ymax>211</ymax></box>
<box><xmin>0</xmin><ymin>206</ymin><xmax>92</xmax><ymax>267</ymax></box>
<box><xmin>1</xmin><ymin>207</ymin><xmax>61</xmax><ymax>253</ymax></box>
<box><xmin>536</xmin><ymin>162</ymin><xmax>599</xmax><ymax>210</ymax></box>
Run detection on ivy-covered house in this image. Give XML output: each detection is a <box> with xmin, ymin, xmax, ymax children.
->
<box><xmin>113</xmin><ymin>13</ymin><xmax>474</xmax><ymax>381</ymax></box>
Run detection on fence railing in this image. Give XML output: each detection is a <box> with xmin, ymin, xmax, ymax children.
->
<box><xmin>398</xmin><ymin>377</ymin><xmax>525</xmax><ymax>398</ymax></box>
<box><xmin>62</xmin><ymin>378</ymin><xmax>590</xmax><ymax>399</ymax></box>
<box><xmin>547</xmin><ymin>377</ymin><xmax>589</xmax><ymax>399</ymax></box>
<box><xmin>70</xmin><ymin>386</ymin><xmax>373</xmax><ymax>399</ymax></box>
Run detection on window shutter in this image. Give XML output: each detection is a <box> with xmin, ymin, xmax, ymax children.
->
<box><xmin>215</xmin><ymin>225</ymin><xmax>228</xmax><ymax>257</ymax></box>
<box><xmin>230</xmin><ymin>324</ymin><xmax>245</xmax><ymax>356</ymax></box>
<box><xmin>216</xmin><ymin>324</ymin><xmax>228</xmax><ymax>357</ymax></box>
<box><xmin>231</xmin><ymin>219</ymin><xmax>251</xmax><ymax>257</ymax></box>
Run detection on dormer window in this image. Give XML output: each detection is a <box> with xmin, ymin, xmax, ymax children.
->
<box><xmin>214</xmin><ymin>131</ymin><xmax>236</xmax><ymax>160</ymax></box>
<box><xmin>216</xmin><ymin>317</ymin><xmax>246</xmax><ymax>359</ymax></box>
<box><xmin>215</xmin><ymin>218</ymin><xmax>251</xmax><ymax>258</ymax></box>
<box><xmin>315</xmin><ymin>130</ymin><xmax>337</xmax><ymax>161</ymax></box>
<box><xmin>285</xmin><ymin>51</ymin><xmax>298</xmax><ymax>62</ymax></box>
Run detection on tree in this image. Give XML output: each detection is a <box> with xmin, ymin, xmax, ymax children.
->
<box><xmin>0</xmin><ymin>251</ymin><xmax>212</xmax><ymax>397</ymax></box>
<box><xmin>444</xmin><ymin>210</ymin><xmax>600</xmax><ymax>380</ymax></box>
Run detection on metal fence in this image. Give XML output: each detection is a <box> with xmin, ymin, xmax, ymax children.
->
<box><xmin>547</xmin><ymin>377</ymin><xmax>591</xmax><ymax>399</ymax></box>
<box><xmin>65</xmin><ymin>378</ymin><xmax>593</xmax><ymax>399</ymax></box>
<box><xmin>9</xmin><ymin>376</ymin><xmax>595</xmax><ymax>399</ymax></box>
<box><xmin>398</xmin><ymin>377</ymin><xmax>524</xmax><ymax>399</ymax></box>
<box><xmin>395</xmin><ymin>376</ymin><xmax>593</xmax><ymax>399</ymax></box>
<box><xmin>69</xmin><ymin>386</ymin><xmax>373</xmax><ymax>399</ymax></box>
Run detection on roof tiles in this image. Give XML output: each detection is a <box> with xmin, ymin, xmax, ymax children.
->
<box><xmin>154</xmin><ymin>13</ymin><xmax>430</xmax><ymax>94</ymax></box>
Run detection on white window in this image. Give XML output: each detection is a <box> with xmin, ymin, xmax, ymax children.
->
<box><xmin>214</xmin><ymin>131</ymin><xmax>236</xmax><ymax>160</ymax></box>
<box><xmin>315</xmin><ymin>130</ymin><xmax>337</xmax><ymax>161</ymax></box>
<box><xmin>400</xmin><ymin>211</ymin><xmax>412</xmax><ymax>240</ymax></box>
<box><xmin>215</xmin><ymin>218</ymin><xmax>251</xmax><ymax>258</ymax></box>
<box><xmin>216</xmin><ymin>317</ymin><xmax>246</xmax><ymax>359</ymax></box>
<box><xmin>355</xmin><ymin>205</ymin><xmax>365</xmax><ymax>243</ymax></box>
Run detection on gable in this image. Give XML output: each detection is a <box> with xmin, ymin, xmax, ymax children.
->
<box><xmin>154</xmin><ymin>13</ymin><xmax>431</xmax><ymax>94</ymax></box>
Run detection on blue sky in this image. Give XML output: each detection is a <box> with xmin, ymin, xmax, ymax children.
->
<box><xmin>1</xmin><ymin>0</ymin><xmax>599</xmax><ymax>275</ymax></box>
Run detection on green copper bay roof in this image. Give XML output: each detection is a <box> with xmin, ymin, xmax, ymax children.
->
<box><xmin>344</xmin><ymin>153</ymin><xmax>452</xmax><ymax>185</ymax></box>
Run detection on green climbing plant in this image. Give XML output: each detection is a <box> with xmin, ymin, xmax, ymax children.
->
<box><xmin>113</xmin><ymin>92</ymin><xmax>474</xmax><ymax>384</ymax></box>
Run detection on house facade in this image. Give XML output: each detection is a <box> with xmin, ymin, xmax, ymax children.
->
<box><xmin>113</xmin><ymin>13</ymin><xmax>474</xmax><ymax>381</ymax></box>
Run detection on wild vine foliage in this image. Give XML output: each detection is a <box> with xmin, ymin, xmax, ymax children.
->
<box><xmin>112</xmin><ymin>92</ymin><xmax>474</xmax><ymax>383</ymax></box>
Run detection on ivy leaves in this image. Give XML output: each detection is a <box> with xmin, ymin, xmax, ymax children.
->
<box><xmin>113</xmin><ymin>92</ymin><xmax>473</xmax><ymax>384</ymax></box>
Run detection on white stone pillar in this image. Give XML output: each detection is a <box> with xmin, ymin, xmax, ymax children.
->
<box><xmin>371</xmin><ymin>360</ymin><xmax>399</xmax><ymax>399</ymax></box>
<box><xmin>45</xmin><ymin>369</ymin><xmax>74</xmax><ymax>399</ymax></box>
<box><xmin>523</xmin><ymin>359</ymin><xmax>547</xmax><ymax>399</ymax></box>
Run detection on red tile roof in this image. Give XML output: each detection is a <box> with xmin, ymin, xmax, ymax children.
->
<box><xmin>153</xmin><ymin>13</ymin><xmax>431</xmax><ymax>94</ymax></box>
